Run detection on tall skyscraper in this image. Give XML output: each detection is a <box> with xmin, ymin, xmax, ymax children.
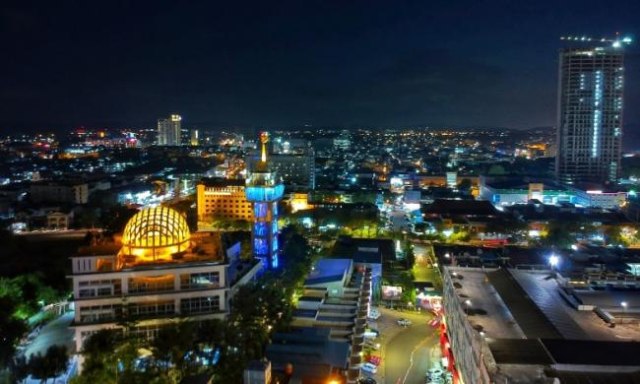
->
<box><xmin>245</xmin><ymin>132</ymin><xmax>284</xmax><ymax>269</ymax></box>
<box><xmin>157</xmin><ymin>114</ymin><xmax>182</xmax><ymax>146</ymax></box>
<box><xmin>555</xmin><ymin>36</ymin><xmax>631</xmax><ymax>184</ymax></box>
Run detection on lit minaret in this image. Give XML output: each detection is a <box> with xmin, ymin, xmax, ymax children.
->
<box><xmin>245</xmin><ymin>132</ymin><xmax>284</xmax><ymax>269</ymax></box>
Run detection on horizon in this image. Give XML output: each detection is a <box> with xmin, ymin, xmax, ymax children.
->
<box><xmin>1</xmin><ymin>1</ymin><xmax>639</xmax><ymax>133</ymax></box>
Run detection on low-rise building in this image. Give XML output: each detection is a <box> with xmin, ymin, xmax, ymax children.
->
<box><xmin>442</xmin><ymin>266</ymin><xmax>640</xmax><ymax>384</ymax></box>
<box><xmin>196</xmin><ymin>178</ymin><xmax>254</xmax><ymax>223</ymax></box>
<box><xmin>264</xmin><ymin>258</ymin><xmax>372</xmax><ymax>383</ymax></box>
<box><xmin>69</xmin><ymin>206</ymin><xmax>260</xmax><ymax>370</ymax></box>
<box><xmin>480</xmin><ymin>177</ymin><xmax>628</xmax><ymax>209</ymax></box>
<box><xmin>30</xmin><ymin>181</ymin><xmax>89</xmax><ymax>204</ymax></box>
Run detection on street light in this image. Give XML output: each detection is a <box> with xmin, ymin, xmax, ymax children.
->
<box><xmin>621</xmin><ymin>301</ymin><xmax>628</xmax><ymax>323</ymax></box>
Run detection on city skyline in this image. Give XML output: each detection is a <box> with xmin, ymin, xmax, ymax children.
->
<box><xmin>0</xmin><ymin>1</ymin><xmax>638</xmax><ymax>133</ymax></box>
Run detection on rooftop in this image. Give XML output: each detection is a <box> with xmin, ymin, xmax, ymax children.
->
<box><xmin>448</xmin><ymin>268</ymin><xmax>525</xmax><ymax>339</ymax></box>
<box><xmin>425</xmin><ymin>199</ymin><xmax>498</xmax><ymax>216</ymax></box>
<box><xmin>305</xmin><ymin>258</ymin><xmax>352</xmax><ymax>286</ymax></box>
<box><xmin>198</xmin><ymin>177</ymin><xmax>246</xmax><ymax>188</ymax></box>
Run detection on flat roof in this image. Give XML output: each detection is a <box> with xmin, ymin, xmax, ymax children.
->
<box><xmin>486</xmin><ymin>269</ymin><xmax>562</xmax><ymax>339</ymax></box>
<box><xmin>487</xmin><ymin>339</ymin><xmax>554</xmax><ymax>365</ymax></box>
<box><xmin>510</xmin><ymin>270</ymin><xmax>638</xmax><ymax>341</ymax></box>
<box><xmin>198</xmin><ymin>177</ymin><xmax>246</xmax><ymax>187</ymax></box>
<box><xmin>543</xmin><ymin>339</ymin><xmax>640</xmax><ymax>366</ymax></box>
<box><xmin>572</xmin><ymin>289</ymin><xmax>640</xmax><ymax>309</ymax></box>
<box><xmin>484</xmin><ymin>178</ymin><xmax>567</xmax><ymax>191</ymax></box>
<box><xmin>425</xmin><ymin>199</ymin><xmax>498</xmax><ymax>216</ymax></box>
<box><xmin>305</xmin><ymin>258</ymin><xmax>352</xmax><ymax>286</ymax></box>
<box><xmin>509</xmin><ymin>270</ymin><xmax>588</xmax><ymax>340</ymax></box>
<box><xmin>489</xmin><ymin>338</ymin><xmax>640</xmax><ymax>366</ymax></box>
<box><xmin>267</xmin><ymin>327</ymin><xmax>350</xmax><ymax>370</ymax></box>
<box><xmin>448</xmin><ymin>268</ymin><xmax>524</xmax><ymax>339</ymax></box>
<box><xmin>332</xmin><ymin>236</ymin><xmax>394</xmax><ymax>262</ymax></box>
<box><xmin>550</xmin><ymin>370</ymin><xmax>640</xmax><ymax>384</ymax></box>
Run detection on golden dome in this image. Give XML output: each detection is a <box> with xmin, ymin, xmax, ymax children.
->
<box><xmin>121</xmin><ymin>206</ymin><xmax>190</xmax><ymax>261</ymax></box>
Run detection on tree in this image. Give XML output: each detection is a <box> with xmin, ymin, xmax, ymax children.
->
<box><xmin>27</xmin><ymin>345</ymin><xmax>68</xmax><ymax>383</ymax></box>
<box><xmin>487</xmin><ymin>164</ymin><xmax>507</xmax><ymax>176</ymax></box>
<box><xmin>542</xmin><ymin>221</ymin><xmax>575</xmax><ymax>249</ymax></box>
<box><xmin>152</xmin><ymin>321</ymin><xmax>197</xmax><ymax>378</ymax></box>
<box><xmin>403</xmin><ymin>240</ymin><xmax>415</xmax><ymax>269</ymax></box>
<box><xmin>457</xmin><ymin>178</ymin><xmax>472</xmax><ymax>192</ymax></box>
<box><xmin>605</xmin><ymin>225</ymin><xmax>626</xmax><ymax>246</ymax></box>
<box><xmin>10</xmin><ymin>355</ymin><xmax>29</xmax><ymax>383</ymax></box>
<box><xmin>80</xmin><ymin>329</ymin><xmax>119</xmax><ymax>374</ymax></box>
<box><xmin>0</xmin><ymin>297</ymin><xmax>27</xmax><ymax>369</ymax></box>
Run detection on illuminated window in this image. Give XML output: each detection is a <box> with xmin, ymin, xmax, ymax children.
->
<box><xmin>254</xmin><ymin>238</ymin><xmax>268</xmax><ymax>255</ymax></box>
<box><xmin>254</xmin><ymin>222</ymin><xmax>268</xmax><ymax>237</ymax></box>
<box><xmin>254</xmin><ymin>203</ymin><xmax>267</xmax><ymax>218</ymax></box>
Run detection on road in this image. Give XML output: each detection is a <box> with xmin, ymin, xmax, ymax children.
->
<box><xmin>15</xmin><ymin>229</ymin><xmax>101</xmax><ymax>241</ymax></box>
<box><xmin>23</xmin><ymin>312</ymin><xmax>75</xmax><ymax>358</ymax></box>
<box><xmin>367</xmin><ymin>308</ymin><xmax>440</xmax><ymax>384</ymax></box>
<box><xmin>385</xmin><ymin>322</ymin><xmax>435</xmax><ymax>384</ymax></box>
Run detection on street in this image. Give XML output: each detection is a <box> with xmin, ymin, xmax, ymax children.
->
<box><xmin>367</xmin><ymin>307</ymin><xmax>440</xmax><ymax>384</ymax></box>
<box><xmin>23</xmin><ymin>312</ymin><xmax>75</xmax><ymax>358</ymax></box>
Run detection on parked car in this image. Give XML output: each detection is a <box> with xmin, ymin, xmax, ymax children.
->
<box><xmin>397</xmin><ymin>318</ymin><xmax>412</xmax><ymax>326</ymax></box>
<box><xmin>365</xmin><ymin>339</ymin><xmax>380</xmax><ymax>350</ymax></box>
<box><xmin>364</xmin><ymin>328</ymin><xmax>379</xmax><ymax>339</ymax></box>
<box><xmin>426</xmin><ymin>366</ymin><xmax>445</xmax><ymax>383</ymax></box>
<box><xmin>361</xmin><ymin>362</ymin><xmax>378</xmax><ymax>374</ymax></box>
<box><xmin>427</xmin><ymin>367</ymin><xmax>443</xmax><ymax>379</ymax></box>
<box><xmin>368</xmin><ymin>308</ymin><xmax>381</xmax><ymax>320</ymax></box>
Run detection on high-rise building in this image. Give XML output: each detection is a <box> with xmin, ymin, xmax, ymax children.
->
<box><xmin>190</xmin><ymin>129</ymin><xmax>199</xmax><ymax>146</ymax></box>
<box><xmin>157</xmin><ymin>114</ymin><xmax>182</xmax><ymax>146</ymax></box>
<box><xmin>555</xmin><ymin>36</ymin><xmax>632</xmax><ymax>184</ymax></box>
<box><xmin>245</xmin><ymin>132</ymin><xmax>284</xmax><ymax>269</ymax></box>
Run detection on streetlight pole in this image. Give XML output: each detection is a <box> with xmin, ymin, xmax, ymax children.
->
<box><xmin>621</xmin><ymin>301</ymin><xmax>628</xmax><ymax>323</ymax></box>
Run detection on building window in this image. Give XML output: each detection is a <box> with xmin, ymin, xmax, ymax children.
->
<box><xmin>180</xmin><ymin>272</ymin><xmax>220</xmax><ymax>290</ymax></box>
<box><xmin>129</xmin><ymin>301</ymin><xmax>175</xmax><ymax>318</ymax></box>
<box><xmin>128</xmin><ymin>275</ymin><xmax>175</xmax><ymax>294</ymax></box>
<box><xmin>180</xmin><ymin>296</ymin><xmax>220</xmax><ymax>315</ymax></box>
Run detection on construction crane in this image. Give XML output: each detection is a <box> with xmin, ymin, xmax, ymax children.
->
<box><xmin>560</xmin><ymin>34</ymin><xmax>632</xmax><ymax>48</ymax></box>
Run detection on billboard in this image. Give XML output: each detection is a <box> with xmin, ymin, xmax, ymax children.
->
<box><xmin>382</xmin><ymin>285</ymin><xmax>403</xmax><ymax>301</ymax></box>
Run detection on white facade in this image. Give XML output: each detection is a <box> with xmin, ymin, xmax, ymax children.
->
<box><xmin>573</xmin><ymin>189</ymin><xmax>627</xmax><ymax>209</ymax></box>
<box><xmin>70</xmin><ymin>256</ymin><xmax>230</xmax><ymax>353</ymax></box>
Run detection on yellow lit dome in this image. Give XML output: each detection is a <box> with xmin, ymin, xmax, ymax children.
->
<box><xmin>121</xmin><ymin>206</ymin><xmax>190</xmax><ymax>261</ymax></box>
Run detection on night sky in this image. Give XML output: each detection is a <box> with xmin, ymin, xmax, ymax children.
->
<box><xmin>1</xmin><ymin>0</ymin><xmax>639</xmax><ymax>132</ymax></box>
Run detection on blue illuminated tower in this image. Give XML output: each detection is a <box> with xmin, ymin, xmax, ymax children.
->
<box><xmin>245</xmin><ymin>132</ymin><xmax>284</xmax><ymax>269</ymax></box>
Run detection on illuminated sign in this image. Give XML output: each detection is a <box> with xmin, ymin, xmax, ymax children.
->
<box><xmin>382</xmin><ymin>286</ymin><xmax>403</xmax><ymax>301</ymax></box>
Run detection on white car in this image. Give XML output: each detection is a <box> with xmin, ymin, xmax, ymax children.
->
<box><xmin>397</xmin><ymin>318</ymin><xmax>412</xmax><ymax>326</ymax></box>
<box><xmin>361</xmin><ymin>362</ymin><xmax>378</xmax><ymax>374</ymax></box>
<box><xmin>427</xmin><ymin>367</ymin><xmax>443</xmax><ymax>379</ymax></box>
<box><xmin>367</xmin><ymin>309</ymin><xmax>381</xmax><ymax>320</ymax></box>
